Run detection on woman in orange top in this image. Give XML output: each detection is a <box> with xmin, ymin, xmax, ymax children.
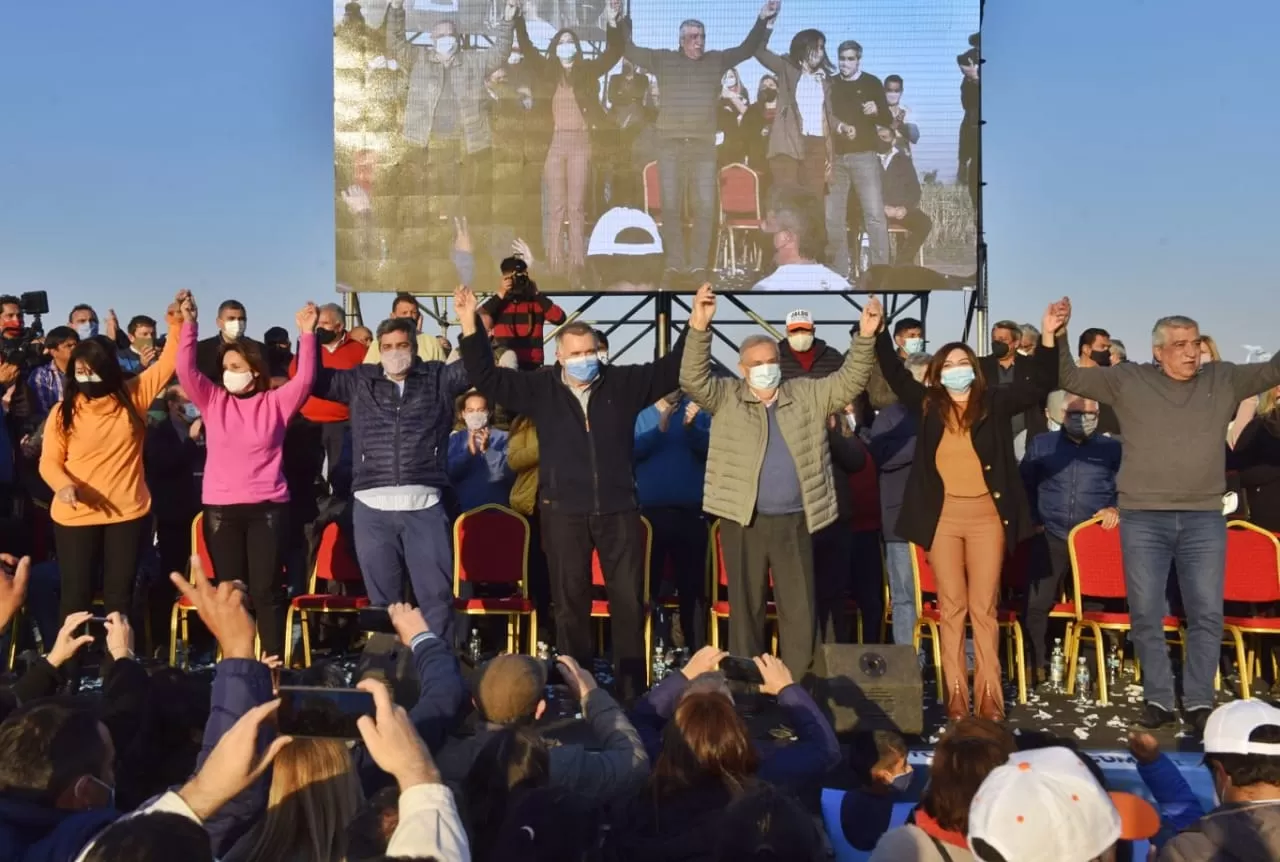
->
<box><xmin>40</xmin><ymin>291</ymin><xmax>187</xmax><ymax>658</ymax></box>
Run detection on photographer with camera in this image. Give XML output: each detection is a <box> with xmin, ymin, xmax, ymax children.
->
<box><xmin>479</xmin><ymin>253</ymin><xmax>567</xmax><ymax>371</ymax></box>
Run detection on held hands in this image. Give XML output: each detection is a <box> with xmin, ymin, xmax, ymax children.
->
<box><xmin>504</xmin><ymin>0</ymin><xmax>521</xmax><ymax>21</ymax></box>
<box><xmin>1042</xmin><ymin>297</ymin><xmax>1071</xmax><ymax>337</ymax></box>
<box><xmin>296</xmin><ymin>302</ymin><xmax>319</xmax><ymax>333</ymax></box>
<box><xmin>180</xmin><ymin>292</ymin><xmax>198</xmax><ymax>323</ymax></box>
<box><xmin>689</xmin><ymin>284</ymin><xmax>716</xmax><ymax>331</ymax></box>
<box><xmin>759</xmin><ymin>0</ymin><xmax>781</xmax><ymax>21</ymax></box>
<box><xmin>168</xmin><ymin>290</ymin><xmax>193</xmax><ymax>328</ymax></box>
<box><xmin>454</xmin><ymin>286</ymin><xmax>479</xmax><ymax>335</ymax></box>
<box><xmin>859</xmin><ymin>296</ymin><xmax>884</xmax><ymax>336</ymax></box>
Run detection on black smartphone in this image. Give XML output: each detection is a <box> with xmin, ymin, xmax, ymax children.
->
<box><xmin>356</xmin><ymin>607</ymin><xmax>398</xmax><ymax>635</ymax></box>
<box><xmin>719</xmin><ymin>655</ymin><xmax>765</xmax><ymax>685</ymax></box>
<box><xmin>544</xmin><ymin>654</ymin><xmax>565</xmax><ymax>686</ymax></box>
<box><xmin>277</xmin><ymin>686</ymin><xmax>375</xmax><ymax>740</ymax></box>
<box><xmin>81</xmin><ymin>616</ymin><xmax>109</xmax><ymax>640</ymax></box>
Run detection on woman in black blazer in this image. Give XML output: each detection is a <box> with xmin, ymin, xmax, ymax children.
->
<box><xmin>873</xmin><ymin>300</ymin><xmax>1067</xmax><ymax>721</ymax></box>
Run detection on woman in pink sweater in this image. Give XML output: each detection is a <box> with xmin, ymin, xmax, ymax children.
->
<box><xmin>176</xmin><ymin>296</ymin><xmax>318</xmax><ymax>657</ymax></box>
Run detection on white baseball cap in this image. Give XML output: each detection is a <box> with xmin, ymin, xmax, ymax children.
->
<box><xmin>586</xmin><ymin>207</ymin><xmax>663</xmax><ymax>257</ymax></box>
<box><xmin>785</xmin><ymin>309</ymin><xmax>814</xmax><ymax>331</ymax></box>
<box><xmin>968</xmin><ymin>747</ymin><xmax>1159</xmax><ymax>862</ymax></box>
<box><xmin>1203</xmin><ymin>699</ymin><xmax>1280</xmax><ymax>756</ymax></box>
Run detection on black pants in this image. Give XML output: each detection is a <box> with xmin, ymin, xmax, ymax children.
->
<box><xmin>720</xmin><ymin>513</ymin><xmax>817</xmax><ymax>681</ymax></box>
<box><xmin>541</xmin><ymin>509</ymin><xmax>646</xmax><ymax>701</ymax></box>
<box><xmin>643</xmin><ymin>506</ymin><xmax>709</xmax><ymax>651</ymax></box>
<box><xmin>813</xmin><ymin>523</ymin><xmax>853</xmax><ymax>645</ymax></box>
<box><xmin>1025</xmin><ymin>531</ymin><xmax>1071</xmax><ymax>673</ymax></box>
<box><xmin>851</xmin><ymin>529</ymin><xmax>887</xmax><ymax>644</ymax></box>
<box><xmin>204</xmin><ymin>503</ymin><xmax>288</xmax><ymax>657</ymax></box>
<box><xmin>525</xmin><ymin>511</ymin><xmax>552</xmax><ymax>642</ymax></box>
<box><xmin>891</xmin><ymin>209</ymin><xmax>933</xmax><ymax>265</ymax></box>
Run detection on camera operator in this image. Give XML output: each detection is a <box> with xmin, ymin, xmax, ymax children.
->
<box><xmin>0</xmin><ymin>297</ymin><xmax>23</xmax><ymax>340</ymax></box>
<box><xmin>479</xmin><ymin>256</ymin><xmax>567</xmax><ymax>371</ymax></box>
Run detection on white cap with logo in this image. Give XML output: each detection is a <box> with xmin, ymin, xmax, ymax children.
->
<box><xmin>1203</xmin><ymin>699</ymin><xmax>1280</xmax><ymax>756</ymax></box>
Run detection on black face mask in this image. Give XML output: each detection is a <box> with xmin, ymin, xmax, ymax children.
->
<box><xmin>1090</xmin><ymin>350</ymin><xmax>1112</xmax><ymax>367</ymax></box>
<box><xmin>316</xmin><ymin>328</ymin><xmax>339</xmax><ymax>346</ymax></box>
<box><xmin>80</xmin><ymin>381</ymin><xmax>112</xmax><ymax>400</ymax></box>
<box><xmin>989</xmin><ymin>341</ymin><xmax>1010</xmax><ymax>360</ymax></box>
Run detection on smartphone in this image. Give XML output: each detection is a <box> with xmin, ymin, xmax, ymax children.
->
<box><xmin>356</xmin><ymin>607</ymin><xmax>398</xmax><ymax>635</ymax></box>
<box><xmin>277</xmin><ymin>686</ymin><xmax>375</xmax><ymax>740</ymax></box>
<box><xmin>81</xmin><ymin>616</ymin><xmax>109</xmax><ymax>640</ymax></box>
<box><xmin>719</xmin><ymin>655</ymin><xmax>765</xmax><ymax>685</ymax></box>
<box><xmin>133</xmin><ymin>336</ymin><xmax>154</xmax><ymax>354</ymax></box>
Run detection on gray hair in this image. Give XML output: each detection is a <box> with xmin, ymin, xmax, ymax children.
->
<box><xmin>555</xmin><ymin>321</ymin><xmax>598</xmax><ymax>347</ymax></box>
<box><xmin>1109</xmin><ymin>339</ymin><xmax>1127</xmax><ymax>361</ymax></box>
<box><xmin>1046</xmin><ymin>390</ymin><xmax>1067</xmax><ymax>424</ymax></box>
<box><xmin>318</xmin><ymin>303</ymin><xmax>345</xmax><ymax>323</ymax></box>
<box><xmin>1019</xmin><ymin>323</ymin><xmax>1041</xmax><ymax>340</ymax></box>
<box><xmin>904</xmin><ymin>352</ymin><xmax>931</xmax><ymax>382</ymax></box>
<box><xmin>679</xmin><ymin>19</ymin><xmax>705</xmax><ymax>36</ymax></box>
<box><xmin>1151</xmin><ymin>315</ymin><xmax>1199</xmax><ymax>347</ymax></box>
<box><xmin>376</xmin><ymin>317</ymin><xmax>416</xmax><ymax>343</ymax></box>
<box><xmin>738</xmin><ymin>334</ymin><xmax>779</xmax><ymax>364</ymax></box>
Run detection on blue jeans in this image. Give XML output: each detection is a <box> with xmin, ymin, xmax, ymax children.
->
<box><xmin>656</xmin><ymin>137</ymin><xmax>717</xmax><ymax>272</ymax></box>
<box><xmin>825</xmin><ymin>151</ymin><xmax>890</xmax><ymax>276</ymax></box>
<box><xmin>1119</xmin><ymin>510</ymin><xmax>1226</xmax><ymax>711</ymax></box>
<box><xmin>352</xmin><ymin>501</ymin><xmax>455</xmax><ymax>643</ymax></box>
<box><xmin>885</xmin><ymin>541</ymin><xmax>917</xmax><ymax>650</ymax></box>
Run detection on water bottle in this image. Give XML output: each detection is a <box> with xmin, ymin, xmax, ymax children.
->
<box><xmin>468</xmin><ymin>628</ymin><xmax>482</xmax><ymax>664</ymax></box>
<box><xmin>1048</xmin><ymin>638</ymin><xmax>1066</xmax><ymax>692</ymax></box>
<box><xmin>536</xmin><ymin>641</ymin><xmax>551</xmax><ymax>662</ymax></box>
<box><xmin>175</xmin><ymin>638</ymin><xmax>189</xmax><ymax>670</ymax></box>
<box><xmin>652</xmin><ymin>639</ymin><xmax>668</xmax><ymax>683</ymax></box>
<box><xmin>1075</xmin><ymin>655</ymin><xmax>1093</xmax><ymax>704</ymax></box>
<box><xmin>1106</xmin><ymin>643</ymin><xmax>1122</xmax><ymax>687</ymax></box>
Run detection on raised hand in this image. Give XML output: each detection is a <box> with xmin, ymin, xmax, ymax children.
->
<box><xmin>454</xmin><ymin>286</ymin><xmax>479</xmax><ymax>335</ymax></box>
<box><xmin>179</xmin><ymin>700</ymin><xmax>294</xmax><ymax>821</ymax></box>
<box><xmin>1042</xmin><ymin>296</ymin><xmax>1070</xmax><ymax>336</ymax></box>
<box><xmin>859</xmin><ymin>296</ymin><xmax>884</xmax><ymax>336</ymax></box>
<box><xmin>606</xmin><ymin>0</ymin><xmax>621</xmax><ymax>25</ymax></box>
<box><xmin>105</xmin><ymin>309</ymin><xmax>120</xmax><ymax>340</ymax></box>
<box><xmin>388</xmin><ymin>602</ymin><xmax>429</xmax><ymax>647</ymax></box>
<box><xmin>170</xmin><ymin>555</ymin><xmax>257</xmax><ymax>660</ymax></box>
<box><xmin>680</xmin><ymin>645</ymin><xmax>728</xmax><ymax>680</ymax></box>
<box><xmin>759</xmin><ymin>0</ymin><xmax>781</xmax><ymax>20</ymax></box>
<box><xmin>356</xmin><ymin>679</ymin><xmax>440</xmax><ymax>791</ymax></box>
<box><xmin>754</xmin><ymin>653</ymin><xmax>795</xmax><ymax>696</ymax></box>
<box><xmin>296</xmin><ymin>302</ymin><xmax>319</xmax><ymax>333</ymax></box>
<box><xmin>689</xmin><ymin>283</ymin><xmax>716</xmax><ymax>331</ymax></box>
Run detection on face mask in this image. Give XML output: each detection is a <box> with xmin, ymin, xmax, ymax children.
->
<box><xmin>463</xmin><ymin>411</ymin><xmax>489</xmax><ymax>432</ymax></box>
<box><xmin>788</xmin><ymin>333</ymin><xmax>814</xmax><ymax>352</ymax></box>
<box><xmin>747</xmin><ymin>363</ymin><xmax>782</xmax><ymax>391</ymax></box>
<box><xmin>222</xmin><ymin>319</ymin><xmax>244</xmax><ymax>339</ymax></box>
<box><xmin>886</xmin><ymin>91</ymin><xmax>901</xmax><ymax>105</ymax></box>
<box><xmin>889</xmin><ymin>767</ymin><xmax>913</xmax><ymax>793</ymax></box>
<box><xmin>75</xmin><ymin>322</ymin><xmax>98</xmax><ymax>340</ymax></box>
<box><xmin>88</xmin><ymin>775</ymin><xmax>116</xmax><ymax>810</ymax></box>
<box><xmin>903</xmin><ymin>337</ymin><xmax>924</xmax><ymax>355</ymax></box>
<box><xmin>845</xmin><ymin>413</ymin><xmax>858</xmax><ymax>432</ymax></box>
<box><xmin>555</xmin><ymin>42</ymin><xmax>577</xmax><ymax>61</ymax></box>
<box><xmin>435</xmin><ymin>36</ymin><xmax>457</xmax><ymax>56</ymax></box>
<box><xmin>1047</xmin><ymin>418</ymin><xmax>1061</xmax><ymax>432</ymax></box>
<box><xmin>316</xmin><ymin>328</ymin><xmax>339</xmax><ymax>346</ymax></box>
<box><xmin>509</xmin><ymin>52</ymin><xmax>522</xmax><ymax>64</ymax></box>
<box><xmin>74</xmin><ymin>372</ymin><xmax>103</xmax><ymax>385</ymax></box>
<box><xmin>182</xmin><ymin>402</ymin><xmax>201</xmax><ymax>422</ymax></box>
<box><xmin>597</xmin><ymin>351</ymin><xmax>609</xmax><ymax>364</ymax></box>
<box><xmin>564</xmin><ymin>355</ymin><xmax>600</xmax><ymax>384</ymax></box>
<box><xmin>223</xmin><ymin>369</ymin><xmax>255</xmax><ymax>394</ymax></box>
<box><xmin>722</xmin><ymin>75</ymin><xmax>736</xmax><ymax>87</ymax></box>
<box><xmin>1090</xmin><ymin>350</ymin><xmax>1112</xmax><ymax>367</ymax></box>
<box><xmin>762</xmin><ymin>87</ymin><xmax>777</xmax><ymax>99</ymax></box>
<box><xmin>989</xmin><ymin>341</ymin><xmax>1009</xmax><ymax>360</ymax></box>
<box><xmin>940</xmin><ymin>366</ymin><xmax>975</xmax><ymax>393</ymax></box>
<box><xmin>1065</xmin><ymin>413</ymin><xmax>1099</xmax><ymax>439</ymax></box>
<box><xmin>1017</xmin><ymin>348</ymin><xmax>1032</xmax><ymax>357</ymax></box>
<box><xmin>381</xmin><ymin>349</ymin><xmax>413</xmax><ymax>377</ymax></box>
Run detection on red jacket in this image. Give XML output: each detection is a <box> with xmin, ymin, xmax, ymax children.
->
<box><xmin>848</xmin><ymin>449</ymin><xmax>882</xmax><ymax>534</ymax></box>
<box><xmin>289</xmin><ymin>335</ymin><xmax>367</xmax><ymax>423</ymax></box>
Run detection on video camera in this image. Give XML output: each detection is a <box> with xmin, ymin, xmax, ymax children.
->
<box><xmin>0</xmin><ymin>291</ymin><xmax>50</xmax><ymax>372</ymax></box>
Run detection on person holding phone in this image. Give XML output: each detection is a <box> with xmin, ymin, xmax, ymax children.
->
<box><xmin>116</xmin><ymin>314</ymin><xmax>159</xmax><ymax>376</ymax></box>
<box><xmin>39</xmin><ymin>291</ymin><xmax>186</xmax><ymax>688</ymax></box>
<box><xmin>175</xmin><ymin>296</ymin><xmax>319</xmax><ymax>659</ymax></box>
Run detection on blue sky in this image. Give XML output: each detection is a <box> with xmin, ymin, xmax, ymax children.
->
<box><xmin>0</xmin><ymin>1</ymin><xmax>1276</xmax><ymax>361</ymax></box>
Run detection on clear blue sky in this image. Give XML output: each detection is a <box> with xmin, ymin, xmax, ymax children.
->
<box><xmin>0</xmin><ymin>1</ymin><xmax>1274</xmax><ymax>361</ymax></box>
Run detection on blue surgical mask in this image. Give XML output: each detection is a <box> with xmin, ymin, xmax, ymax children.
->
<box><xmin>890</xmin><ymin>767</ymin><xmax>913</xmax><ymax>793</ymax></box>
<box><xmin>88</xmin><ymin>775</ymin><xmax>116</xmax><ymax>810</ymax></box>
<box><xmin>747</xmin><ymin>363</ymin><xmax>782</xmax><ymax>391</ymax></box>
<box><xmin>75</xmin><ymin>322</ymin><xmax>98</xmax><ymax>340</ymax></box>
<box><xmin>940</xmin><ymin>366</ymin><xmax>975</xmax><ymax>393</ymax></box>
<box><xmin>903</xmin><ymin>337</ymin><xmax>924</xmax><ymax>355</ymax></box>
<box><xmin>564</xmin><ymin>355</ymin><xmax>600</xmax><ymax>384</ymax></box>
<box><xmin>182</xmin><ymin>402</ymin><xmax>201</xmax><ymax>422</ymax></box>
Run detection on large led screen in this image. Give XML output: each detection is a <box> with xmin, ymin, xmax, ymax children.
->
<box><xmin>334</xmin><ymin>0</ymin><xmax>979</xmax><ymax>294</ymax></box>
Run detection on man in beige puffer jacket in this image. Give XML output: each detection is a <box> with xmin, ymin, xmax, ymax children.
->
<box><xmin>679</xmin><ymin>285</ymin><xmax>881</xmax><ymax>678</ymax></box>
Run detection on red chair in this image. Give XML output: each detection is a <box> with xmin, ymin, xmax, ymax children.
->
<box><xmin>910</xmin><ymin>543</ymin><xmax>1029</xmax><ymax>704</ymax></box>
<box><xmin>717</xmin><ymin>163</ymin><xmax>764</xmax><ymax>271</ymax></box>
<box><xmin>591</xmin><ymin>515</ymin><xmax>654</xmax><ymax>681</ymax></box>
<box><xmin>1065</xmin><ymin>518</ymin><xmax>1184</xmax><ymax>705</ymax></box>
<box><xmin>1222</xmin><ymin>520</ymin><xmax>1280</xmax><ymax>699</ymax></box>
<box><xmin>453</xmin><ymin>504</ymin><xmax>535</xmax><ymax>654</ymax></box>
<box><xmin>169</xmin><ymin>512</ymin><xmax>217</xmax><ymax>667</ymax></box>
<box><xmin>708</xmin><ymin>519</ymin><xmax>780</xmax><ymax>655</ymax></box>
<box><xmin>642</xmin><ymin>161</ymin><xmax>661</xmax><ymax>223</ymax></box>
<box><xmin>283</xmin><ymin>522</ymin><xmax>369</xmax><ymax>669</ymax></box>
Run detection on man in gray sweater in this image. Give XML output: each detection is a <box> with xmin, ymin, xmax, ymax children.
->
<box><xmin>1057</xmin><ymin>306</ymin><xmax>1280</xmax><ymax>732</ymax></box>
<box><xmin>623</xmin><ymin>1</ymin><xmax>778</xmax><ymax>284</ymax></box>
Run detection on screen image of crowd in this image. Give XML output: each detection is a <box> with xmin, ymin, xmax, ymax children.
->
<box><xmin>0</xmin><ymin>277</ymin><xmax>1279</xmax><ymax>861</ymax></box>
<box><xmin>335</xmin><ymin>0</ymin><xmax>980</xmax><ymax>296</ymax></box>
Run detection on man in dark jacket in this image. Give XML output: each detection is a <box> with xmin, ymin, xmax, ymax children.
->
<box><xmin>1020</xmin><ymin>392</ymin><xmax>1121</xmax><ymax>681</ymax></box>
<box><xmin>877</xmin><ymin>127</ymin><xmax>932</xmax><ymax>265</ymax></box>
<box><xmin>777</xmin><ymin>309</ymin><xmax>844</xmax><ymax>381</ymax></box>
<box><xmin>195</xmin><ymin>299</ymin><xmax>266</xmax><ymax>384</ymax></box>
<box><xmin>312</xmin><ymin>317</ymin><xmax>472</xmax><ymax>640</ymax></box>
<box><xmin>457</xmin><ymin>286</ymin><xmax>682</xmax><ymax>700</ymax></box>
<box><xmin>981</xmin><ymin>318</ymin><xmax>1048</xmax><ymax>444</ymax></box>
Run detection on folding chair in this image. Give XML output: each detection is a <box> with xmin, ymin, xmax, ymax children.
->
<box><xmin>641</xmin><ymin>161</ymin><xmax>661</xmax><ymax>223</ymax></box>
<box><xmin>170</xmin><ymin>512</ymin><xmax>263</xmax><ymax>667</ymax></box>
<box><xmin>591</xmin><ymin>515</ymin><xmax>654</xmax><ymax>681</ymax></box>
<box><xmin>283</xmin><ymin>521</ymin><xmax>368</xmax><ymax>669</ymax></box>
<box><xmin>1222</xmin><ymin>520</ymin><xmax>1280</xmax><ymax>699</ymax></box>
<box><xmin>453</xmin><ymin>504</ymin><xmax>535</xmax><ymax>654</ymax></box>
<box><xmin>717</xmin><ymin>163</ymin><xmax>764</xmax><ymax>272</ymax></box>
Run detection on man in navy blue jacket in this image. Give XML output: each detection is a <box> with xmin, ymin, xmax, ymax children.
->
<box><xmin>312</xmin><ymin>317</ymin><xmax>472</xmax><ymax>641</ymax></box>
<box><xmin>1020</xmin><ymin>392</ymin><xmax>1122</xmax><ymax>682</ymax></box>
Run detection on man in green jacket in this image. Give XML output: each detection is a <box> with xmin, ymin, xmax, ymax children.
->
<box><xmin>679</xmin><ymin>285</ymin><xmax>881</xmax><ymax>679</ymax></box>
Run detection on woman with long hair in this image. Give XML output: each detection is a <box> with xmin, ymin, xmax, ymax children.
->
<box><xmin>1231</xmin><ymin>384</ymin><xmax>1280</xmax><ymax>531</ymax></box>
<box><xmin>462</xmin><ymin>726</ymin><xmax>550</xmax><ymax>862</ymax></box>
<box><xmin>872</xmin><ymin>300</ymin><xmax>1066</xmax><ymax>721</ymax></box>
<box><xmin>756</xmin><ymin>28</ymin><xmax>835</xmax><ymax>196</ymax></box>
<box><xmin>515</xmin><ymin>0</ymin><xmax>623</xmax><ymax>278</ymax></box>
<box><xmin>223</xmin><ymin>737</ymin><xmax>364</xmax><ymax>862</ymax></box>
<box><xmin>716</xmin><ymin>67</ymin><xmax>750</xmax><ymax>166</ymax></box>
<box><xmin>176</xmin><ymin>297</ymin><xmax>318</xmax><ymax>658</ymax></box>
<box><xmin>40</xmin><ymin>291</ymin><xmax>187</xmax><ymax>679</ymax></box>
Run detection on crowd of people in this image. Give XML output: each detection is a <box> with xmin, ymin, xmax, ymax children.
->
<box><xmin>335</xmin><ymin>0</ymin><xmax>977</xmax><ymax>292</ymax></box>
<box><xmin>0</xmin><ymin>269</ymin><xmax>1277</xmax><ymax>860</ymax></box>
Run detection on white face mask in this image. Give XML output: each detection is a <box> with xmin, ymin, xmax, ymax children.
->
<box><xmin>435</xmin><ymin>36</ymin><xmax>457</xmax><ymax>56</ymax></box>
<box><xmin>222</xmin><ymin>369</ymin><xmax>255</xmax><ymax>393</ymax></box>
<box><xmin>555</xmin><ymin>42</ymin><xmax>577</xmax><ymax>62</ymax></box>
<box><xmin>747</xmin><ymin>363</ymin><xmax>782</xmax><ymax>391</ymax></box>
<box><xmin>381</xmin><ymin>349</ymin><xmax>413</xmax><ymax>377</ymax></box>
<box><xmin>787</xmin><ymin>332</ymin><xmax>814</xmax><ymax>352</ymax></box>
<box><xmin>74</xmin><ymin>372</ymin><xmax>103</xmax><ymax>384</ymax></box>
<box><xmin>845</xmin><ymin>413</ymin><xmax>858</xmax><ymax>432</ymax></box>
<box><xmin>463</xmin><ymin>411</ymin><xmax>489</xmax><ymax>431</ymax></box>
<box><xmin>221</xmin><ymin>319</ymin><xmax>244</xmax><ymax>339</ymax></box>
<box><xmin>597</xmin><ymin>351</ymin><xmax>609</xmax><ymax>364</ymax></box>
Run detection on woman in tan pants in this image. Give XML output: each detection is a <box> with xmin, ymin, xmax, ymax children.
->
<box><xmin>874</xmin><ymin>300</ymin><xmax>1068</xmax><ymax>721</ymax></box>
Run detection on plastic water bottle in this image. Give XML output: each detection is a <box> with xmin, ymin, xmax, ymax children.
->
<box><xmin>1048</xmin><ymin>639</ymin><xmax>1066</xmax><ymax>692</ymax></box>
<box><xmin>536</xmin><ymin>641</ymin><xmax>550</xmax><ymax>662</ymax></box>
<box><xmin>1106</xmin><ymin>643</ymin><xmax>1122</xmax><ymax>687</ymax></box>
<box><xmin>1075</xmin><ymin>656</ymin><xmax>1093</xmax><ymax>704</ymax></box>
<box><xmin>175</xmin><ymin>639</ymin><xmax>189</xmax><ymax>670</ymax></box>
<box><xmin>468</xmin><ymin>629</ymin><xmax>482</xmax><ymax>664</ymax></box>
<box><xmin>652</xmin><ymin>639</ymin><xmax>668</xmax><ymax>683</ymax></box>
